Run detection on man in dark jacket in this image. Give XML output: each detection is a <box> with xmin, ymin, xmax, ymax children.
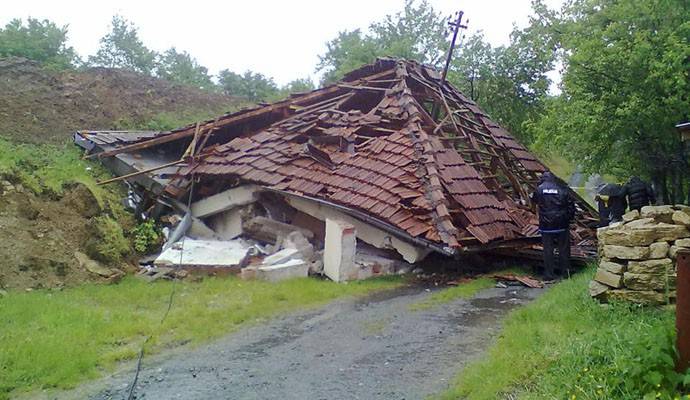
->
<box><xmin>595</xmin><ymin>183</ymin><xmax>627</xmax><ymax>226</ymax></box>
<box><xmin>532</xmin><ymin>172</ymin><xmax>576</xmax><ymax>280</ymax></box>
<box><xmin>624</xmin><ymin>176</ymin><xmax>655</xmax><ymax>212</ymax></box>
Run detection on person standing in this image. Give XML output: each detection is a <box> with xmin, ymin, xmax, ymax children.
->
<box><xmin>595</xmin><ymin>183</ymin><xmax>627</xmax><ymax>226</ymax></box>
<box><xmin>624</xmin><ymin>176</ymin><xmax>655</xmax><ymax>212</ymax></box>
<box><xmin>532</xmin><ymin>172</ymin><xmax>576</xmax><ymax>280</ymax></box>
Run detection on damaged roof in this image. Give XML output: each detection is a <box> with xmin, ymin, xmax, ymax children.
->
<box><xmin>79</xmin><ymin>58</ymin><xmax>598</xmax><ymax>255</ymax></box>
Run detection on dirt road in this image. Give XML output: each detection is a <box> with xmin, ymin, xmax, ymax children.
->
<box><xmin>74</xmin><ymin>283</ymin><xmax>542</xmax><ymax>400</ymax></box>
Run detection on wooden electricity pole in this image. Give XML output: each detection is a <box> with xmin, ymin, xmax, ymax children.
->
<box><xmin>432</xmin><ymin>10</ymin><xmax>468</xmax><ymax>120</ymax></box>
<box><xmin>441</xmin><ymin>10</ymin><xmax>468</xmax><ymax>86</ymax></box>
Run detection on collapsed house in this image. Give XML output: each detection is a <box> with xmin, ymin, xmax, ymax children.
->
<box><xmin>75</xmin><ymin>58</ymin><xmax>598</xmax><ymax>282</ymax></box>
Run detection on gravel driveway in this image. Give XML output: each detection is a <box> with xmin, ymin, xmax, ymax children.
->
<box><xmin>53</xmin><ymin>283</ymin><xmax>543</xmax><ymax>400</ymax></box>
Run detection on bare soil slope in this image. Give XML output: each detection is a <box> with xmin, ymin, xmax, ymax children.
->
<box><xmin>0</xmin><ymin>57</ymin><xmax>239</xmax><ymax>144</ymax></box>
<box><xmin>0</xmin><ymin>189</ymin><xmax>100</xmax><ymax>290</ymax></box>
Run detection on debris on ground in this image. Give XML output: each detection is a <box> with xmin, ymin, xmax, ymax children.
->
<box><xmin>137</xmin><ymin>266</ymin><xmax>188</xmax><ymax>282</ymax></box>
<box><xmin>492</xmin><ymin>274</ymin><xmax>544</xmax><ymax>288</ymax></box>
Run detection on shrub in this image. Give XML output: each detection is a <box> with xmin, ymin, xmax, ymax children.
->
<box><xmin>132</xmin><ymin>219</ymin><xmax>161</xmax><ymax>253</ymax></box>
<box><xmin>89</xmin><ymin>216</ymin><xmax>130</xmax><ymax>263</ymax></box>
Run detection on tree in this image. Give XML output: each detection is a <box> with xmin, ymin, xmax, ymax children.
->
<box><xmin>317</xmin><ymin>0</ymin><xmax>449</xmax><ymax>83</ymax></box>
<box><xmin>89</xmin><ymin>15</ymin><xmax>156</xmax><ymax>75</ymax></box>
<box><xmin>527</xmin><ymin>0</ymin><xmax>690</xmax><ymax>203</ymax></box>
<box><xmin>369</xmin><ymin>0</ymin><xmax>449</xmax><ymax>66</ymax></box>
<box><xmin>446</xmin><ymin>23</ymin><xmax>555</xmax><ymax>142</ymax></box>
<box><xmin>280</xmin><ymin>78</ymin><xmax>315</xmax><ymax>94</ymax></box>
<box><xmin>316</xmin><ymin>0</ymin><xmax>554</xmax><ymax>143</ymax></box>
<box><xmin>156</xmin><ymin>47</ymin><xmax>213</xmax><ymax>90</ymax></box>
<box><xmin>317</xmin><ymin>30</ymin><xmax>380</xmax><ymax>84</ymax></box>
<box><xmin>0</xmin><ymin>18</ymin><xmax>78</xmax><ymax>69</ymax></box>
<box><xmin>447</xmin><ymin>33</ymin><xmax>493</xmax><ymax>103</ymax></box>
<box><xmin>218</xmin><ymin>70</ymin><xmax>278</xmax><ymax>101</ymax></box>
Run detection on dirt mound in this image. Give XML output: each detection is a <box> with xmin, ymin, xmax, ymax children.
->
<box><xmin>0</xmin><ymin>181</ymin><xmax>133</xmax><ymax>290</ymax></box>
<box><xmin>0</xmin><ymin>57</ymin><xmax>240</xmax><ymax>144</ymax></box>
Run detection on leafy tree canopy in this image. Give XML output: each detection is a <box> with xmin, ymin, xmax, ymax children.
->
<box><xmin>89</xmin><ymin>15</ymin><xmax>157</xmax><ymax>75</ymax></box>
<box><xmin>447</xmin><ymin>32</ymin><xmax>553</xmax><ymax>142</ymax></box>
<box><xmin>272</xmin><ymin>77</ymin><xmax>316</xmax><ymax>101</ymax></box>
<box><xmin>0</xmin><ymin>18</ymin><xmax>78</xmax><ymax>69</ymax></box>
<box><xmin>527</xmin><ymin>0</ymin><xmax>689</xmax><ymax>201</ymax></box>
<box><xmin>280</xmin><ymin>78</ymin><xmax>315</xmax><ymax>94</ymax></box>
<box><xmin>317</xmin><ymin>0</ymin><xmax>449</xmax><ymax>83</ymax></box>
<box><xmin>218</xmin><ymin>69</ymin><xmax>278</xmax><ymax>101</ymax></box>
<box><xmin>156</xmin><ymin>47</ymin><xmax>213</xmax><ymax>90</ymax></box>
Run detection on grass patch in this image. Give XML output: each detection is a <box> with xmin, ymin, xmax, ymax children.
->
<box><xmin>0</xmin><ymin>138</ymin><xmax>120</xmax><ymax>202</ymax></box>
<box><xmin>436</xmin><ymin>267</ymin><xmax>687</xmax><ymax>400</ymax></box>
<box><xmin>0</xmin><ymin>275</ymin><xmax>401</xmax><ymax>398</ymax></box>
<box><xmin>409</xmin><ymin>277</ymin><xmax>495</xmax><ymax>311</ymax></box>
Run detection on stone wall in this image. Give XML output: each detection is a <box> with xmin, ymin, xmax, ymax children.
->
<box><xmin>591</xmin><ymin>205</ymin><xmax>690</xmax><ymax>305</ymax></box>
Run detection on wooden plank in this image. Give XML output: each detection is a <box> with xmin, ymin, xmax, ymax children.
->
<box><xmin>337</xmin><ymin>84</ymin><xmax>389</xmax><ymax>92</ymax></box>
<box><xmin>97</xmin><ymin>159</ymin><xmax>186</xmax><ymax>185</ymax></box>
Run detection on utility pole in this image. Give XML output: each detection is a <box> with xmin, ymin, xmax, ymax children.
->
<box><xmin>432</xmin><ymin>10</ymin><xmax>468</xmax><ymax>121</ymax></box>
<box><xmin>440</xmin><ymin>10</ymin><xmax>468</xmax><ymax>86</ymax></box>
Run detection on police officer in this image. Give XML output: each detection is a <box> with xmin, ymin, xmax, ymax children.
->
<box><xmin>624</xmin><ymin>176</ymin><xmax>655</xmax><ymax>212</ymax></box>
<box><xmin>532</xmin><ymin>172</ymin><xmax>576</xmax><ymax>280</ymax></box>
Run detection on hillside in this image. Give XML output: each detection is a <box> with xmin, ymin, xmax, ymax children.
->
<box><xmin>0</xmin><ymin>57</ymin><xmax>241</xmax><ymax>144</ymax></box>
<box><xmin>0</xmin><ymin>58</ymin><xmax>244</xmax><ymax>290</ymax></box>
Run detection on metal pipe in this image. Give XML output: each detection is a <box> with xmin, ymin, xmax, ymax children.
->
<box><xmin>677</xmin><ymin>249</ymin><xmax>690</xmax><ymax>372</ymax></box>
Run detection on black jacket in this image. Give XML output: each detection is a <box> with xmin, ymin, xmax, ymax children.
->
<box><xmin>624</xmin><ymin>177</ymin><xmax>655</xmax><ymax>210</ymax></box>
<box><xmin>596</xmin><ymin>183</ymin><xmax>627</xmax><ymax>225</ymax></box>
<box><xmin>532</xmin><ymin>172</ymin><xmax>576</xmax><ymax>231</ymax></box>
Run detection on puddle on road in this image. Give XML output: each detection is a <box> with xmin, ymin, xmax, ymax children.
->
<box><xmin>353</xmin><ymin>284</ymin><xmax>426</xmax><ymax>309</ymax></box>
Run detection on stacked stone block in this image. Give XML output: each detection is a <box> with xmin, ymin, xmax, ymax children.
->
<box><xmin>591</xmin><ymin>205</ymin><xmax>690</xmax><ymax>305</ymax></box>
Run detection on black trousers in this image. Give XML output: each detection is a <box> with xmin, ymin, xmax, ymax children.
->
<box><xmin>541</xmin><ymin>230</ymin><xmax>571</xmax><ymax>276</ymax></box>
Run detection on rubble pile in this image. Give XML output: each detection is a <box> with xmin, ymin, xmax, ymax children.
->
<box><xmin>139</xmin><ymin>195</ymin><xmax>413</xmax><ymax>283</ymax></box>
<box><xmin>590</xmin><ymin>205</ymin><xmax>690</xmax><ymax>305</ymax></box>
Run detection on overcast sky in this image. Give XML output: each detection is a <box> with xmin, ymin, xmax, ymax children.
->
<box><xmin>2</xmin><ymin>0</ymin><xmax>563</xmax><ymax>85</ymax></box>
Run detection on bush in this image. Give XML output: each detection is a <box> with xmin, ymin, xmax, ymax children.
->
<box><xmin>89</xmin><ymin>216</ymin><xmax>130</xmax><ymax>263</ymax></box>
<box><xmin>132</xmin><ymin>219</ymin><xmax>161</xmax><ymax>253</ymax></box>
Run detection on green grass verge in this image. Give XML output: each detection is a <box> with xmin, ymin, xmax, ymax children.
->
<box><xmin>409</xmin><ymin>278</ymin><xmax>495</xmax><ymax>311</ymax></box>
<box><xmin>0</xmin><ymin>275</ymin><xmax>401</xmax><ymax>398</ymax></box>
<box><xmin>436</xmin><ymin>267</ymin><xmax>687</xmax><ymax>400</ymax></box>
<box><xmin>0</xmin><ymin>138</ymin><xmax>121</xmax><ymax>204</ymax></box>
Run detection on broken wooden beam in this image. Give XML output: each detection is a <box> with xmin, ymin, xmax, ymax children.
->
<box><xmin>97</xmin><ymin>159</ymin><xmax>186</xmax><ymax>185</ymax></box>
